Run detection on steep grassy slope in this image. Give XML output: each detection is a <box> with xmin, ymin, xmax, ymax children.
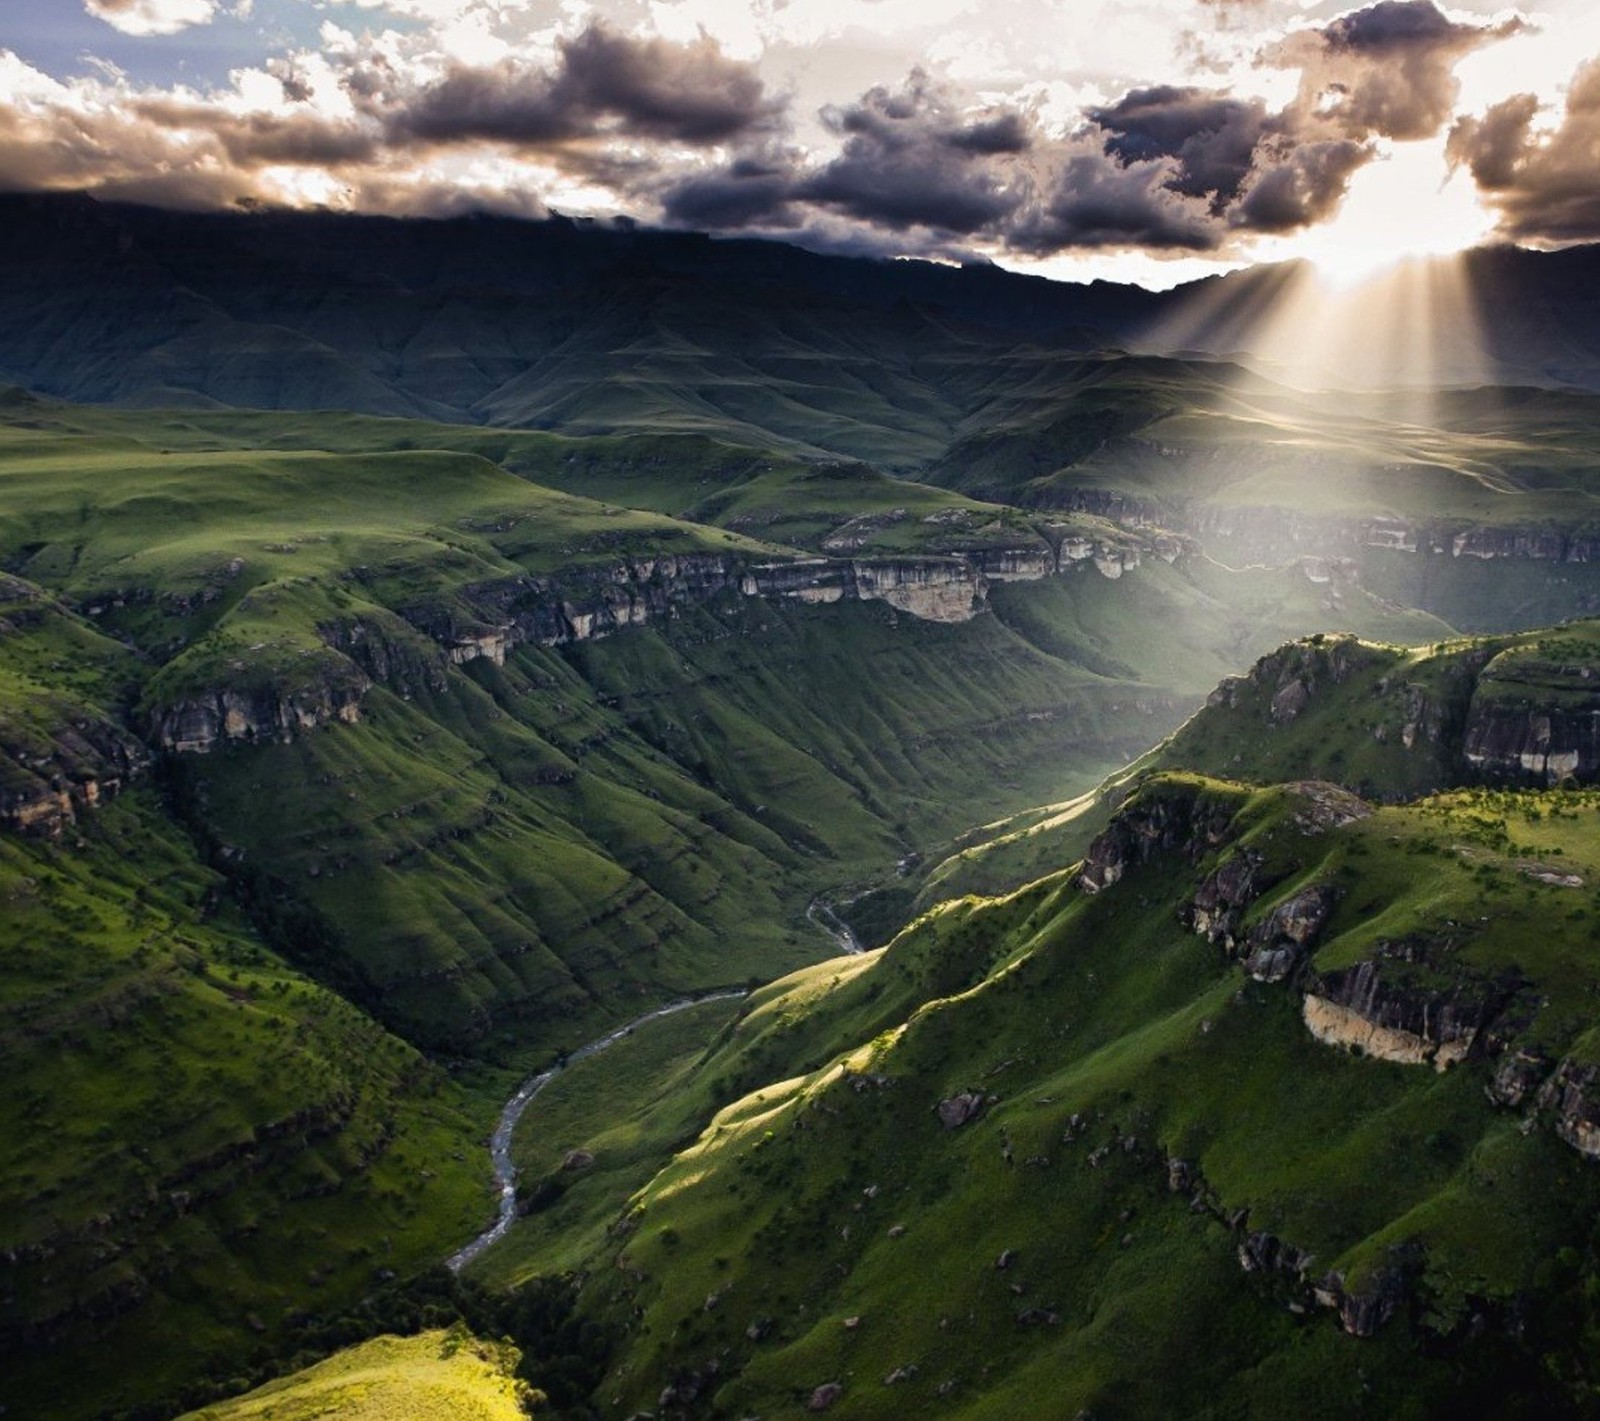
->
<box><xmin>178</xmin><ymin>1329</ymin><xmax>536</xmax><ymax>1421</ymax></box>
<box><xmin>574</xmin><ymin>773</ymin><xmax>1600</xmax><ymax>1419</ymax></box>
<box><xmin>0</xmin><ymin>787</ymin><xmax>489</xmax><ymax>1421</ymax></box>
<box><xmin>0</xmin><ymin>395</ymin><xmax>1459</xmax><ymax>1056</ymax></box>
<box><xmin>910</xmin><ymin>617</ymin><xmax>1600</xmax><ymax>917</ymax></box>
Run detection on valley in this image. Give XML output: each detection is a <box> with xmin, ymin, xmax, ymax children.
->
<box><xmin>7</xmin><ymin>197</ymin><xmax>1600</xmax><ymax>1420</ymax></box>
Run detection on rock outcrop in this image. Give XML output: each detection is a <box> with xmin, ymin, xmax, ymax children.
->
<box><xmin>1239</xmin><ymin>883</ymin><xmax>1338</xmax><ymax>983</ymax></box>
<box><xmin>1300</xmin><ymin>955</ymin><xmax>1518</xmax><ymax>1070</ymax></box>
<box><xmin>1463</xmin><ymin>700</ymin><xmax>1600</xmax><ymax>783</ymax></box>
<box><xmin>1078</xmin><ymin>785</ymin><xmax>1240</xmax><ymax>894</ymax></box>
<box><xmin>1535</xmin><ymin>1060</ymin><xmax>1600</xmax><ymax>1158</ymax></box>
<box><xmin>150</xmin><ymin>666</ymin><xmax>371</xmax><ymax>754</ymax></box>
<box><xmin>319</xmin><ymin>613</ymin><xmax>450</xmax><ymax>696</ymax></box>
<box><xmin>0</xmin><ymin>713</ymin><xmax>150</xmax><ymax>836</ymax></box>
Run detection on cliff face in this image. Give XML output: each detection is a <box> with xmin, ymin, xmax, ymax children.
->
<box><xmin>1300</xmin><ymin>955</ymin><xmax>1515</xmax><ymax>1070</ymax></box>
<box><xmin>1042</xmin><ymin>484</ymin><xmax>1600</xmax><ymax>572</ymax></box>
<box><xmin>1190</xmin><ymin>630</ymin><xmax>1600</xmax><ymax>791</ymax></box>
<box><xmin>1077</xmin><ymin>782</ymin><xmax>1241</xmax><ymax>894</ymax></box>
<box><xmin>150</xmin><ymin>668</ymin><xmax>371</xmax><ymax>755</ymax></box>
<box><xmin>0</xmin><ymin>715</ymin><xmax>150</xmax><ymax>837</ymax></box>
<box><xmin>318</xmin><ymin>613</ymin><xmax>450</xmax><ymax>697</ymax></box>
<box><xmin>399</xmin><ymin>538</ymin><xmax>1162</xmax><ymax>672</ymax></box>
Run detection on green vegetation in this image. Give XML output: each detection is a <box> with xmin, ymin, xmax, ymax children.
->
<box><xmin>0</xmin><ymin>791</ymin><xmax>490</xmax><ymax>1421</ymax></box>
<box><xmin>12</xmin><ymin>324</ymin><xmax>1600</xmax><ymax>1421</ymax></box>
<box><xmin>178</xmin><ymin>1329</ymin><xmax>537</xmax><ymax>1421</ymax></box>
<box><xmin>570</xmin><ymin>774</ymin><xmax>1600</xmax><ymax>1419</ymax></box>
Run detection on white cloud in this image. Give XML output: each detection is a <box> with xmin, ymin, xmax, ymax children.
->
<box><xmin>84</xmin><ymin>0</ymin><xmax>219</xmax><ymax>37</ymax></box>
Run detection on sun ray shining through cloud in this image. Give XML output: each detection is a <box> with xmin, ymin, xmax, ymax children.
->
<box><xmin>0</xmin><ymin>0</ymin><xmax>1591</xmax><ymax>279</ymax></box>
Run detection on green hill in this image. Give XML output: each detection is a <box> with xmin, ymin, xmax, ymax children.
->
<box><xmin>565</xmin><ymin>768</ymin><xmax>1600</xmax><ymax>1419</ymax></box>
<box><xmin>12</xmin><ymin>339</ymin><xmax>1600</xmax><ymax>1417</ymax></box>
<box><xmin>178</xmin><ymin>1329</ymin><xmax>537</xmax><ymax>1421</ymax></box>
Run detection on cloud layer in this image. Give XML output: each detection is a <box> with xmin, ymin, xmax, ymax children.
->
<box><xmin>2</xmin><ymin>0</ymin><xmax>1591</xmax><ymax>266</ymax></box>
<box><xmin>1449</xmin><ymin>60</ymin><xmax>1600</xmax><ymax>243</ymax></box>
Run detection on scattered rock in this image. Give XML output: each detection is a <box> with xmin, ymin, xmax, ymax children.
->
<box><xmin>937</xmin><ymin>1092</ymin><xmax>986</xmax><ymax>1129</ymax></box>
<box><xmin>808</xmin><ymin>1381</ymin><xmax>844</xmax><ymax>1412</ymax></box>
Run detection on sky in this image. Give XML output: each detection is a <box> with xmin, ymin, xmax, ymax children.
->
<box><xmin>4</xmin><ymin>0</ymin><xmax>1600</xmax><ymax>286</ymax></box>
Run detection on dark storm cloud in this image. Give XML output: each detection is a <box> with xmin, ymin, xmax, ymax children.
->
<box><xmin>1270</xmin><ymin>0</ymin><xmax>1523</xmax><ymax>142</ymax></box>
<box><xmin>1088</xmin><ymin>86</ymin><xmax>1272</xmax><ymax>206</ymax></box>
<box><xmin>660</xmin><ymin>155</ymin><xmax>799</xmax><ymax>230</ymax></box>
<box><xmin>798</xmin><ymin>74</ymin><xmax>1029</xmax><ymax>233</ymax></box>
<box><xmin>1229</xmin><ymin>136</ymin><xmax>1372</xmax><ymax>230</ymax></box>
<box><xmin>1015</xmin><ymin>150</ymin><xmax>1221</xmax><ymax>251</ymax></box>
<box><xmin>650</xmin><ymin>5</ymin><xmax>1526</xmax><ymax>261</ymax></box>
<box><xmin>386</xmin><ymin>23</ymin><xmax>786</xmax><ymax>149</ymax></box>
<box><xmin>0</xmin><ymin>0</ymin><xmax>1532</xmax><ymax>262</ymax></box>
<box><xmin>654</xmin><ymin>61</ymin><xmax>1373</xmax><ymax>258</ymax></box>
<box><xmin>1448</xmin><ymin>61</ymin><xmax>1600</xmax><ymax>244</ymax></box>
<box><xmin>658</xmin><ymin>74</ymin><xmax>1037</xmax><ymax>240</ymax></box>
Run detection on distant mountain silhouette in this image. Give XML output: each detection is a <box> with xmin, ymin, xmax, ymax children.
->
<box><xmin>1</xmin><ymin>191</ymin><xmax>1597</xmax><ymax>458</ymax></box>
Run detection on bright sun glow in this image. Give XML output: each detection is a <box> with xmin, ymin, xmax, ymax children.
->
<box><xmin>1286</xmin><ymin>140</ymin><xmax>1494</xmax><ymax>291</ymax></box>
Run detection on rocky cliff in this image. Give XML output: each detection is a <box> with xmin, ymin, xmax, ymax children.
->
<box><xmin>0</xmin><ymin>710</ymin><xmax>149</xmax><ymax>836</ymax></box>
<box><xmin>1038</xmin><ymin>483</ymin><xmax>1600</xmax><ymax>572</ymax></box>
<box><xmin>149</xmin><ymin>662</ymin><xmax>371</xmax><ymax>754</ymax></box>
<box><xmin>395</xmin><ymin>538</ymin><xmax>1161</xmax><ymax>672</ymax></box>
<box><xmin>1184</xmin><ymin>629</ymin><xmax>1600</xmax><ymax>792</ymax></box>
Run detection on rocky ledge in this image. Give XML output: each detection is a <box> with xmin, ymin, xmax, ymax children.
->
<box><xmin>0</xmin><ymin>713</ymin><xmax>150</xmax><ymax>837</ymax></box>
<box><xmin>402</xmin><ymin>539</ymin><xmax>1164</xmax><ymax>670</ymax></box>
<box><xmin>150</xmin><ymin>663</ymin><xmax>371</xmax><ymax>755</ymax></box>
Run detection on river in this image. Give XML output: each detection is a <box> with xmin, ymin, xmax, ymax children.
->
<box><xmin>446</xmin><ymin>990</ymin><xmax>749</xmax><ymax>1272</ymax></box>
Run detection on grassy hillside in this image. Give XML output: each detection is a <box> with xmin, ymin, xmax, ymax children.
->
<box><xmin>572</xmin><ymin>772</ymin><xmax>1600</xmax><ymax>1419</ymax></box>
<box><xmin>908</xmin><ymin>617</ymin><xmax>1600</xmax><ymax>918</ymax></box>
<box><xmin>0</xmin><ymin>394</ymin><xmax>1462</xmax><ymax>1056</ymax></box>
<box><xmin>0</xmin><ymin>788</ymin><xmax>490</xmax><ymax>1421</ymax></box>
<box><xmin>6</xmin><ymin>381</ymin><xmax>1600</xmax><ymax>1418</ymax></box>
<box><xmin>178</xmin><ymin>1329</ymin><xmax>537</xmax><ymax>1421</ymax></box>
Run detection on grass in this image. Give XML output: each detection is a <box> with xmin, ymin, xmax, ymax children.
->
<box><xmin>10</xmin><ymin>384</ymin><xmax>1600</xmax><ymax>1418</ymax></box>
<box><xmin>474</xmin><ymin>996</ymin><xmax>747</xmax><ymax>1285</ymax></box>
<box><xmin>558</xmin><ymin>770</ymin><xmax>1600</xmax><ymax>1419</ymax></box>
<box><xmin>0</xmin><ymin>791</ymin><xmax>495</xmax><ymax>1421</ymax></box>
<box><xmin>177</xmin><ymin>1329</ymin><xmax>537</xmax><ymax>1421</ymax></box>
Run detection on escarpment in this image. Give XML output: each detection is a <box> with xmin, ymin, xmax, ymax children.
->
<box><xmin>0</xmin><ymin>709</ymin><xmax>149</xmax><ymax>836</ymax></box>
<box><xmin>148</xmin><ymin>659</ymin><xmax>372</xmax><ymax>754</ymax></box>
<box><xmin>399</xmin><ymin>537</ymin><xmax>1161</xmax><ymax>669</ymax></box>
<box><xmin>1180</xmin><ymin>628</ymin><xmax>1600</xmax><ymax>794</ymax></box>
<box><xmin>1078</xmin><ymin>779</ymin><xmax>1594</xmax><ymax>1172</ymax></box>
<box><xmin>1035</xmin><ymin>479</ymin><xmax>1600</xmax><ymax>570</ymax></box>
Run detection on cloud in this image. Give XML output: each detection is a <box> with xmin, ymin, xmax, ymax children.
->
<box><xmin>1448</xmin><ymin>60</ymin><xmax>1600</xmax><ymax>243</ymax></box>
<box><xmin>1229</xmin><ymin>136</ymin><xmax>1372</xmax><ymax>230</ymax></box>
<box><xmin>1088</xmin><ymin>86</ymin><xmax>1272</xmax><ymax>207</ymax></box>
<box><xmin>1269</xmin><ymin>0</ymin><xmax>1523</xmax><ymax>142</ymax></box>
<box><xmin>382</xmin><ymin>23</ymin><xmax>787</xmax><ymax>149</ymax></box>
<box><xmin>84</xmin><ymin>0</ymin><xmax>217</xmax><ymax>38</ymax></box>
<box><xmin>0</xmin><ymin>0</ymin><xmax>1541</xmax><ymax>269</ymax></box>
<box><xmin>1015</xmin><ymin>148</ymin><xmax>1222</xmax><ymax>251</ymax></box>
<box><xmin>797</xmin><ymin>73</ymin><xmax>1030</xmax><ymax>234</ymax></box>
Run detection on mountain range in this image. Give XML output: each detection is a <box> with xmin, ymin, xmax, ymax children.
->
<box><xmin>7</xmin><ymin>194</ymin><xmax>1600</xmax><ymax>1419</ymax></box>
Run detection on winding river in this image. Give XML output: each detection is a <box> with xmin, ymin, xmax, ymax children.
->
<box><xmin>805</xmin><ymin>895</ymin><xmax>864</xmax><ymax>955</ymax></box>
<box><xmin>446</xmin><ymin>990</ymin><xmax>749</xmax><ymax>1272</ymax></box>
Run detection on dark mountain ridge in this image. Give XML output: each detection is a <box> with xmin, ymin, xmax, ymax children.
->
<box><xmin>5</xmin><ymin>192</ymin><xmax>1600</xmax><ymax>450</ymax></box>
